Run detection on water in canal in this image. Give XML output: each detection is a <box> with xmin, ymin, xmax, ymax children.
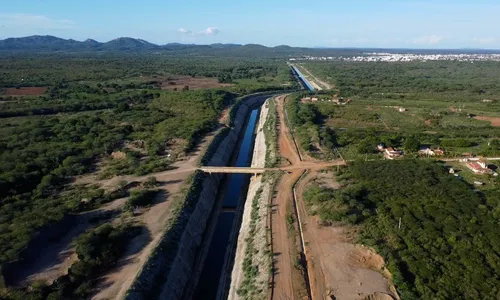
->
<box><xmin>193</xmin><ymin>108</ymin><xmax>260</xmax><ymax>300</ymax></box>
<box><xmin>291</xmin><ymin>65</ymin><xmax>315</xmax><ymax>92</ymax></box>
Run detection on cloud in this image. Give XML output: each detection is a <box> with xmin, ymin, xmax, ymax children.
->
<box><xmin>0</xmin><ymin>13</ymin><xmax>76</xmax><ymax>30</ymax></box>
<box><xmin>201</xmin><ymin>27</ymin><xmax>220</xmax><ymax>36</ymax></box>
<box><xmin>179</xmin><ymin>27</ymin><xmax>220</xmax><ymax>37</ymax></box>
<box><xmin>411</xmin><ymin>35</ymin><xmax>443</xmax><ymax>45</ymax></box>
<box><xmin>474</xmin><ymin>37</ymin><xmax>496</xmax><ymax>45</ymax></box>
<box><xmin>178</xmin><ymin>28</ymin><xmax>192</xmax><ymax>35</ymax></box>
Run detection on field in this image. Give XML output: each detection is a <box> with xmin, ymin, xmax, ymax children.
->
<box><xmin>287</xmin><ymin>61</ymin><xmax>500</xmax><ymax>161</ymax></box>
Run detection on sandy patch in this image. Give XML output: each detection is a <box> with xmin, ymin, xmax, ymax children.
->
<box><xmin>473</xmin><ymin>115</ymin><xmax>500</xmax><ymax>127</ymax></box>
<box><xmin>3</xmin><ymin>87</ymin><xmax>47</xmax><ymax>96</ymax></box>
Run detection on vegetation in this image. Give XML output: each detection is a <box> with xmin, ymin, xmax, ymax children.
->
<box><xmin>237</xmin><ymin>187</ymin><xmax>265</xmax><ymax>299</ymax></box>
<box><xmin>307</xmin><ymin>161</ymin><xmax>500</xmax><ymax>299</ymax></box>
<box><xmin>263</xmin><ymin>98</ymin><xmax>279</xmax><ymax>167</ymax></box>
<box><xmin>291</xmin><ymin>61</ymin><xmax>500</xmax><ymax>159</ymax></box>
<box><xmin>5</xmin><ymin>224</ymin><xmax>141</xmax><ymax>299</ymax></box>
<box><xmin>123</xmin><ymin>189</ymin><xmax>160</xmax><ymax>211</ymax></box>
<box><xmin>0</xmin><ymin>52</ymin><xmax>298</xmax><ymax>293</ymax></box>
<box><xmin>126</xmin><ymin>171</ymin><xmax>206</xmax><ymax>299</ymax></box>
<box><xmin>286</xmin><ymin>94</ymin><xmax>338</xmax><ymax>159</ymax></box>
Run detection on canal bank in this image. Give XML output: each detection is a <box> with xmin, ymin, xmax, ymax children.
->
<box><xmin>290</xmin><ymin>65</ymin><xmax>315</xmax><ymax>92</ymax></box>
<box><xmin>191</xmin><ymin>108</ymin><xmax>261</xmax><ymax>300</ymax></box>
<box><xmin>125</xmin><ymin>94</ymin><xmax>270</xmax><ymax>300</ymax></box>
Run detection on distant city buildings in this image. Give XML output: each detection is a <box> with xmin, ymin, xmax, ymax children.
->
<box><xmin>289</xmin><ymin>53</ymin><xmax>500</xmax><ymax>62</ymax></box>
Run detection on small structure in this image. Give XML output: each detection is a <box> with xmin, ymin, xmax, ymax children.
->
<box><xmin>449</xmin><ymin>168</ymin><xmax>455</xmax><ymax>174</ymax></box>
<box><xmin>418</xmin><ymin>147</ymin><xmax>435</xmax><ymax>156</ymax></box>
<box><xmin>465</xmin><ymin>159</ymin><xmax>493</xmax><ymax>175</ymax></box>
<box><xmin>433</xmin><ymin>148</ymin><xmax>445</xmax><ymax>156</ymax></box>
<box><xmin>384</xmin><ymin>147</ymin><xmax>403</xmax><ymax>160</ymax></box>
<box><xmin>418</xmin><ymin>147</ymin><xmax>445</xmax><ymax>156</ymax></box>
<box><xmin>398</xmin><ymin>107</ymin><xmax>407</xmax><ymax>112</ymax></box>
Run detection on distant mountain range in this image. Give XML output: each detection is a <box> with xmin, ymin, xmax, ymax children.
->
<box><xmin>0</xmin><ymin>35</ymin><xmax>309</xmax><ymax>54</ymax></box>
<box><xmin>1</xmin><ymin>35</ymin><xmax>499</xmax><ymax>56</ymax></box>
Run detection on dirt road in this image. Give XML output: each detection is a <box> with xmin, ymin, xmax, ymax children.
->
<box><xmin>271</xmin><ymin>95</ymin><xmax>303</xmax><ymax>299</ymax></box>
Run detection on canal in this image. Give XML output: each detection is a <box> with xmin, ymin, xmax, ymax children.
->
<box><xmin>193</xmin><ymin>108</ymin><xmax>260</xmax><ymax>300</ymax></box>
<box><xmin>291</xmin><ymin>65</ymin><xmax>315</xmax><ymax>92</ymax></box>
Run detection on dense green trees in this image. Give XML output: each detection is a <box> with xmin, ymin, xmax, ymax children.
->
<box><xmin>311</xmin><ymin>161</ymin><xmax>500</xmax><ymax>299</ymax></box>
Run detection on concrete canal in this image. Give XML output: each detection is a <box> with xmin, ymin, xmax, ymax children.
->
<box><xmin>192</xmin><ymin>108</ymin><xmax>260</xmax><ymax>300</ymax></box>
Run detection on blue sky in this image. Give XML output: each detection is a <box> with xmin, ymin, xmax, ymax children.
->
<box><xmin>1</xmin><ymin>0</ymin><xmax>500</xmax><ymax>48</ymax></box>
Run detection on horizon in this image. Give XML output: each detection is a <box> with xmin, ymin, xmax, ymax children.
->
<box><xmin>1</xmin><ymin>1</ymin><xmax>500</xmax><ymax>49</ymax></box>
<box><xmin>4</xmin><ymin>34</ymin><xmax>500</xmax><ymax>51</ymax></box>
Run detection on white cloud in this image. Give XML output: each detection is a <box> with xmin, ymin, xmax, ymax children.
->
<box><xmin>474</xmin><ymin>37</ymin><xmax>496</xmax><ymax>45</ymax></box>
<box><xmin>411</xmin><ymin>35</ymin><xmax>443</xmax><ymax>45</ymax></box>
<box><xmin>178</xmin><ymin>28</ymin><xmax>192</xmax><ymax>35</ymax></box>
<box><xmin>201</xmin><ymin>27</ymin><xmax>220</xmax><ymax>36</ymax></box>
<box><xmin>0</xmin><ymin>13</ymin><xmax>76</xmax><ymax>30</ymax></box>
<box><xmin>179</xmin><ymin>27</ymin><xmax>220</xmax><ymax>37</ymax></box>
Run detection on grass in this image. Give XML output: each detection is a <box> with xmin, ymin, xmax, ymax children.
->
<box><xmin>264</xmin><ymin>98</ymin><xmax>279</xmax><ymax>168</ymax></box>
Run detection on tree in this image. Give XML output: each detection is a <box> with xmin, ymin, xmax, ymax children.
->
<box><xmin>404</xmin><ymin>136</ymin><xmax>420</xmax><ymax>153</ymax></box>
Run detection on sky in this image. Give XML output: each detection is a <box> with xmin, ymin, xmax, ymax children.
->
<box><xmin>1</xmin><ymin>0</ymin><xmax>500</xmax><ymax>48</ymax></box>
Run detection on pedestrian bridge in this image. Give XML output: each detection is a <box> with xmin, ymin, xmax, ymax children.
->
<box><xmin>198</xmin><ymin>160</ymin><xmax>346</xmax><ymax>175</ymax></box>
<box><xmin>199</xmin><ymin>167</ymin><xmax>269</xmax><ymax>174</ymax></box>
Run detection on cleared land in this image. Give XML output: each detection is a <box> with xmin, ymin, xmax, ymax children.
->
<box><xmin>474</xmin><ymin>115</ymin><xmax>500</xmax><ymax>127</ymax></box>
<box><xmin>3</xmin><ymin>87</ymin><xmax>47</xmax><ymax>96</ymax></box>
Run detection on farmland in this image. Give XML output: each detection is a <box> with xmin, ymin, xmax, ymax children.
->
<box><xmin>288</xmin><ymin>61</ymin><xmax>500</xmax><ymax>161</ymax></box>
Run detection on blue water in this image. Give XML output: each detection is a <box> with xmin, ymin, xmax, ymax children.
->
<box><xmin>193</xmin><ymin>108</ymin><xmax>260</xmax><ymax>300</ymax></box>
<box><xmin>292</xmin><ymin>65</ymin><xmax>315</xmax><ymax>92</ymax></box>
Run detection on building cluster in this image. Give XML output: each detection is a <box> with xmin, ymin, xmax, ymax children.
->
<box><xmin>461</xmin><ymin>158</ymin><xmax>498</xmax><ymax>176</ymax></box>
<box><xmin>377</xmin><ymin>144</ymin><xmax>404</xmax><ymax>160</ymax></box>
<box><xmin>418</xmin><ymin>146</ymin><xmax>445</xmax><ymax>156</ymax></box>
<box><xmin>301</xmin><ymin>95</ymin><xmax>351</xmax><ymax>105</ymax></box>
<box><xmin>289</xmin><ymin>53</ymin><xmax>500</xmax><ymax>62</ymax></box>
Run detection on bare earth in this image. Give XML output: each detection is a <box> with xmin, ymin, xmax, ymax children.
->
<box><xmin>296</xmin><ymin>172</ymin><xmax>399</xmax><ymax>300</ymax></box>
<box><xmin>3</xmin><ymin>87</ymin><xmax>47</xmax><ymax>96</ymax></box>
<box><xmin>474</xmin><ymin>115</ymin><xmax>500</xmax><ymax>127</ymax></box>
<box><xmin>271</xmin><ymin>95</ymin><xmax>305</xmax><ymax>299</ymax></box>
<box><xmin>92</xmin><ymin>131</ymin><xmax>216</xmax><ymax>300</ymax></box>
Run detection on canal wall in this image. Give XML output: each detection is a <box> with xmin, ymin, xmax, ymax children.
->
<box><xmin>125</xmin><ymin>95</ymin><xmax>269</xmax><ymax>300</ymax></box>
<box><xmin>226</xmin><ymin>99</ymin><xmax>273</xmax><ymax>300</ymax></box>
<box><xmin>158</xmin><ymin>96</ymin><xmax>268</xmax><ymax>300</ymax></box>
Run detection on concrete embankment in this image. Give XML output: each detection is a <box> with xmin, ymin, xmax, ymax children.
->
<box><xmin>227</xmin><ymin>99</ymin><xmax>274</xmax><ymax>299</ymax></box>
<box><xmin>125</xmin><ymin>94</ymin><xmax>268</xmax><ymax>300</ymax></box>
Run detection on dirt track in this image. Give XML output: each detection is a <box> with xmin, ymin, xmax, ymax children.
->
<box><xmin>271</xmin><ymin>95</ymin><xmax>304</xmax><ymax>299</ymax></box>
